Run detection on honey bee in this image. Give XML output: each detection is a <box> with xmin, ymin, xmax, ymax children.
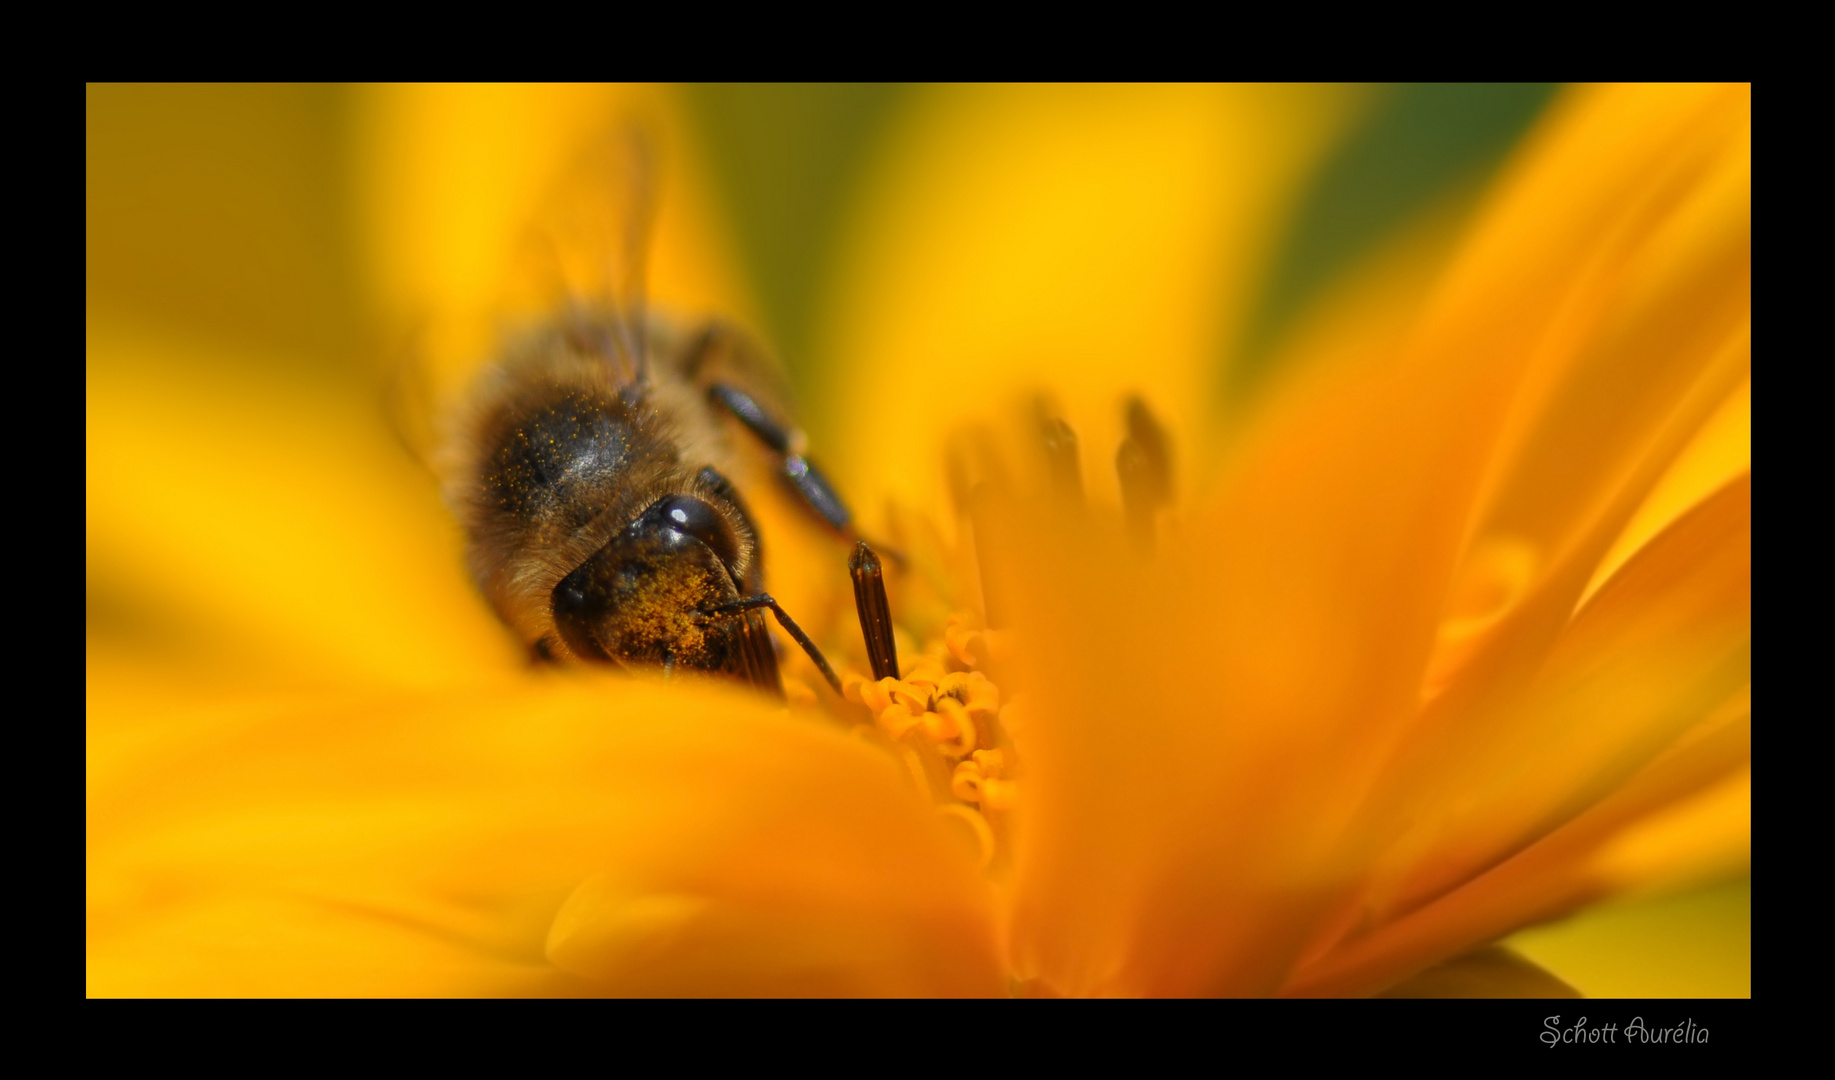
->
<box><xmin>434</xmin><ymin>133</ymin><xmax>891</xmax><ymax>698</ymax></box>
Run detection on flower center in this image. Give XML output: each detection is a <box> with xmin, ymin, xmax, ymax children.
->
<box><xmin>843</xmin><ymin>613</ymin><xmax>1017</xmax><ymax>873</ymax></box>
<box><xmin>781</xmin><ymin>396</ymin><xmax>1175</xmax><ymax>875</ymax></box>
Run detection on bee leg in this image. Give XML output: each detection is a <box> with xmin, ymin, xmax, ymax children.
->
<box><xmin>700</xmin><ymin>594</ymin><xmax>844</xmax><ymax>696</ymax></box>
<box><xmin>707</xmin><ymin>382</ymin><xmax>854</xmax><ymax>532</ymax></box>
<box><xmin>735</xmin><ymin>608</ymin><xmax>784</xmax><ymax>699</ymax></box>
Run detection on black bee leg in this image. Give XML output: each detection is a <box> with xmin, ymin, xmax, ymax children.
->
<box><xmin>700</xmin><ymin>594</ymin><xmax>844</xmax><ymax>696</ymax></box>
<box><xmin>707</xmin><ymin>382</ymin><xmax>855</xmax><ymax>532</ymax></box>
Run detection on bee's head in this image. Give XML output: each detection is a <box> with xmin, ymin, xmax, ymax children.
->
<box><xmin>550</xmin><ymin>493</ymin><xmax>754</xmax><ymax>673</ymax></box>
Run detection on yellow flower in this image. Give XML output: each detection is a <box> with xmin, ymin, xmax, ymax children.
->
<box><xmin>87</xmin><ymin>83</ymin><xmax>1748</xmax><ymax>996</ymax></box>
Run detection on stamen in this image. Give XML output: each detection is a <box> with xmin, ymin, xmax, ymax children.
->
<box><xmin>951</xmin><ymin>760</ymin><xmax>985</xmax><ymax>803</ymax></box>
<box><xmin>833</xmin><ymin>519</ymin><xmax>1021</xmax><ymax>873</ymax></box>
<box><xmin>1125</xmin><ymin>396</ymin><xmax>1174</xmax><ymax>504</ymax></box>
<box><xmin>1037</xmin><ymin>412</ymin><xmax>1083</xmax><ymax>502</ymax></box>
<box><xmin>1117</xmin><ymin>396</ymin><xmax>1175</xmax><ymax>552</ymax></box>
<box><xmin>896</xmin><ymin>744</ymin><xmax>933</xmax><ymax>801</ymax></box>
<box><xmin>842</xmin><ymin>671</ymin><xmax>877</xmax><ymax>708</ymax></box>
<box><xmin>879</xmin><ymin>706</ymin><xmax>924</xmax><ymax>742</ymax></box>
<box><xmin>849</xmin><ymin>541</ymin><xmax>900</xmax><ymax>680</ymax></box>
<box><xmin>885</xmin><ymin>677</ymin><xmax>930</xmax><ymax>715</ymax></box>
<box><xmin>927</xmin><ymin>697</ymin><xmax>976</xmax><ymax>756</ymax></box>
<box><xmin>969</xmin><ymin>484</ymin><xmax>1007</xmax><ymax>628</ymax></box>
<box><xmin>1116</xmin><ymin>439</ymin><xmax>1156</xmax><ymax>550</ymax></box>
<box><xmin>951</xmin><ymin>751</ymin><xmax>1018</xmax><ymax>809</ymax></box>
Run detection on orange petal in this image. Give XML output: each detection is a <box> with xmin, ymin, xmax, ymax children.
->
<box><xmin>1583</xmin><ymin>376</ymin><xmax>1750</xmax><ymax>606</ymax></box>
<box><xmin>1377</xmin><ymin>473</ymin><xmax>1749</xmax><ymax>923</ymax></box>
<box><xmin>1286</xmin><ymin>763</ymin><xmax>1749</xmax><ymax>999</ymax></box>
<box><xmin>1000</xmin><ymin>85</ymin><xmax>1751</xmax><ymax>999</ymax></box>
<box><xmin>1277</xmin><ymin>82</ymin><xmax>1749</xmax><ymax>953</ymax></box>
<box><xmin>999</xmin><ymin>512</ymin><xmax>1366</xmax><ymax>996</ymax></box>
<box><xmin>88</xmin><ymin>676</ymin><xmax>1001</xmax><ymax>997</ymax></box>
<box><xmin>1285</xmin><ymin>480</ymin><xmax>1749</xmax><ymax>996</ymax></box>
<box><xmin>1413</xmin><ymin>83</ymin><xmax>1750</xmax><ymax>734</ymax></box>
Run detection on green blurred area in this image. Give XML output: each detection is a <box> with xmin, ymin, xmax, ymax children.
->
<box><xmin>682</xmin><ymin>83</ymin><xmax>1557</xmax><ymax>412</ymax></box>
<box><xmin>1229</xmin><ymin>82</ymin><xmax>1557</xmax><ymax>397</ymax></box>
<box><xmin>681</xmin><ymin>84</ymin><xmax>909</xmax><ymax>414</ymax></box>
<box><xmin>85</xmin><ymin>84</ymin><xmax>364</xmax><ymax>373</ymax></box>
<box><xmin>1508</xmin><ymin>876</ymin><xmax>1752</xmax><ymax>997</ymax></box>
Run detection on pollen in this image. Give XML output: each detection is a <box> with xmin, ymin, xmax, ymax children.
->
<box><xmin>839</xmin><ymin>610</ymin><xmax>1018</xmax><ymax>874</ymax></box>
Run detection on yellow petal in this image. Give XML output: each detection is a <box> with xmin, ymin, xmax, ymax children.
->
<box><xmin>88</xmin><ymin>677</ymin><xmax>1001</xmax><ymax>997</ymax></box>
<box><xmin>87</xmin><ymin>330</ymin><xmax>518</xmax><ymax>691</ymax></box>
<box><xmin>1459</xmin><ymin>84</ymin><xmax>1750</xmax><ymax>557</ymax></box>
<box><xmin>1583</xmin><ymin>376</ymin><xmax>1750</xmax><ymax>607</ymax></box>
<box><xmin>356</xmin><ymin>84</ymin><xmax>752</xmax><ymax>389</ymax></box>
<box><xmin>1282</xmin><ymin>481</ymin><xmax>1748</xmax><ymax>996</ymax></box>
<box><xmin>1416</xmin><ymin>83</ymin><xmax>1750</xmax><ymax>721</ymax></box>
<box><xmin>818</xmin><ymin>83</ymin><xmax>1358</xmax><ymax>513</ymax></box>
<box><xmin>1379</xmin><ymin>473</ymin><xmax>1749</xmax><ymax>922</ymax></box>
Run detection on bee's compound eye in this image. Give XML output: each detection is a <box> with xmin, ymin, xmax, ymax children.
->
<box><xmin>553</xmin><ymin>576</ymin><xmax>590</xmax><ymax>616</ymax></box>
<box><xmin>551</xmin><ymin>558</ymin><xmax>610</xmax><ymax>661</ymax></box>
<box><xmin>632</xmin><ymin>494</ymin><xmax>741</xmax><ymax>573</ymax></box>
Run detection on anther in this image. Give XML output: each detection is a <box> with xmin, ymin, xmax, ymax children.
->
<box><xmin>1117</xmin><ymin>439</ymin><xmax>1157</xmax><ymax>550</ymax></box>
<box><xmin>1037</xmin><ymin>413</ymin><xmax>1083</xmax><ymax>502</ymax></box>
<box><xmin>1117</xmin><ymin>396</ymin><xmax>1174</xmax><ymax>551</ymax></box>
<box><xmin>1125</xmin><ymin>396</ymin><xmax>1174</xmax><ymax>505</ymax></box>
<box><xmin>850</xmin><ymin>541</ymin><xmax>900</xmax><ymax>681</ymax></box>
